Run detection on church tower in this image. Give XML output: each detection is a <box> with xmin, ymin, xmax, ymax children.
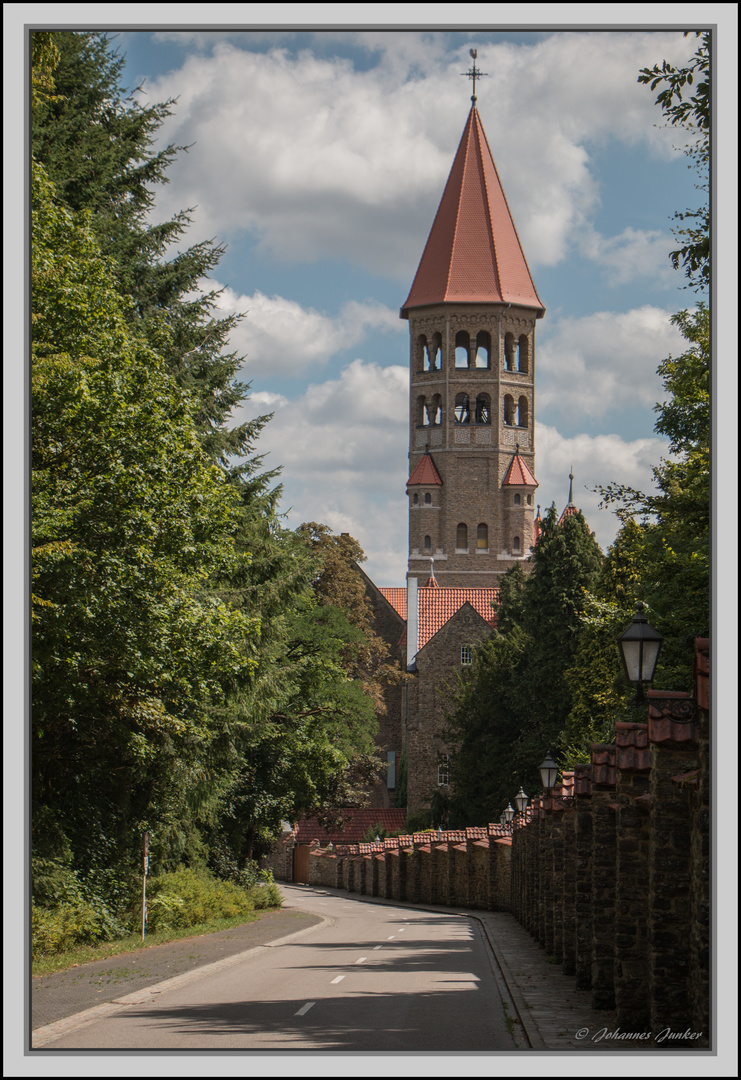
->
<box><xmin>402</xmin><ymin>103</ymin><xmax>544</xmax><ymax>588</ymax></box>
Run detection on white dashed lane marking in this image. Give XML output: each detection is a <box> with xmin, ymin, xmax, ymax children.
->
<box><xmin>330</xmin><ymin>976</ymin><xmax>345</xmax><ymax>984</ymax></box>
<box><xmin>295</xmin><ymin>1002</ymin><xmax>316</xmax><ymax>1016</ymax></box>
<box><xmin>354</xmin><ymin>957</ymin><xmax>367</xmax><ymax>964</ymax></box>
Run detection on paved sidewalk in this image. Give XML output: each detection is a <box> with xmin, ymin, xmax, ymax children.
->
<box><xmin>474</xmin><ymin>910</ymin><xmax>647</xmax><ymax>1050</ymax></box>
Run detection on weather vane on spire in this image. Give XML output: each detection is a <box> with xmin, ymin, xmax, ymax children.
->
<box><xmin>461</xmin><ymin>48</ymin><xmax>488</xmax><ymax>106</ymax></box>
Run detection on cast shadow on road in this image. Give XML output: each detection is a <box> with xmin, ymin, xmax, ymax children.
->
<box><xmin>115</xmin><ymin>984</ymin><xmax>515</xmax><ymax>1052</ymax></box>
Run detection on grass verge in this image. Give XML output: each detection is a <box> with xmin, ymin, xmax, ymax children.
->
<box><xmin>32</xmin><ymin>908</ymin><xmax>284</xmax><ymax>978</ymax></box>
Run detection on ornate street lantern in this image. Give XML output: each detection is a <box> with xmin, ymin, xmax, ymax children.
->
<box><xmin>539</xmin><ymin>751</ymin><xmax>559</xmax><ymax>793</ymax></box>
<box><xmin>617</xmin><ymin>602</ymin><xmax>663</xmax><ymax>702</ymax></box>
<box><xmin>514</xmin><ymin>787</ymin><xmax>529</xmax><ymax>814</ymax></box>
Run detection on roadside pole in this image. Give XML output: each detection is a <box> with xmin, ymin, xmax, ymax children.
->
<box><xmin>141</xmin><ymin>831</ymin><xmax>149</xmax><ymax>942</ymax></box>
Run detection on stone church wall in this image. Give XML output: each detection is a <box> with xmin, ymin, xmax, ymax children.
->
<box><xmin>407</xmin><ymin>603</ymin><xmax>493</xmax><ymax>815</ymax></box>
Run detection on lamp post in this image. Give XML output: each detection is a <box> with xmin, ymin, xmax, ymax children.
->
<box><xmin>538</xmin><ymin>751</ymin><xmax>575</xmax><ymax>807</ymax></box>
<box><xmin>616</xmin><ymin>602</ymin><xmax>663</xmax><ymax>704</ymax></box>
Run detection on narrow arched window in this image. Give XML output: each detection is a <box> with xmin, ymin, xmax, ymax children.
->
<box><xmin>513</xmin><ymin>536</ymin><xmax>521</xmax><ymax>553</ymax></box>
<box><xmin>503</xmin><ymin>394</ymin><xmax>515</xmax><ymax>426</ymax></box>
<box><xmin>517</xmin><ymin>396</ymin><xmax>528</xmax><ymax>428</ymax></box>
<box><xmin>518</xmin><ymin>335</ymin><xmax>529</xmax><ymax>374</ymax></box>
<box><xmin>456</xmin><ymin>523</ymin><xmax>468</xmax><ymax>551</ymax></box>
<box><xmin>527</xmin><ymin>494</ymin><xmax>532</xmax><ymax>505</ymax></box>
<box><xmin>424</xmin><ymin>535</ymin><xmax>432</xmax><ymax>551</ymax></box>
<box><xmin>417</xmin><ymin>395</ymin><xmax>426</xmax><ymax>426</ymax></box>
<box><xmin>477</xmin><ymin>523</ymin><xmax>488</xmax><ymax>550</ymax></box>
<box><xmin>430</xmin><ymin>393</ymin><xmax>442</xmax><ymax>425</ymax></box>
<box><xmin>504</xmin><ymin>333</ymin><xmax>516</xmax><ymax>371</ymax></box>
<box><xmin>454</xmin><ymin>393</ymin><xmax>470</xmax><ymax>424</ymax></box>
<box><xmin>475</xmin><ymin>393</ymin><xmax>491</xmax><ymax>424</ymax></box>
<box><xmin>424</xmin><ymin>492</ymin><xmax>431</xmax><ymax>505</ymax></box>
<box><xmin>438</xmin><ymin>753</ymin><xmax>451</xmax><ymax>784</ymax></box>
<box><xmin>475</xmin><ymin>331</ymin><xmax>490</xmax><ymax>368</ymax></box>
<box><xmin>455</xmin><ymin>330</ymin><xmax>470</xmax><ymax>368</ymax></box>
<box><xmin>431</xmin><ymin>332</ymin><xmax>442</xmax><ymax>370</ymax></box>
<box><xmin>514</xmin><ymin>493</ymin><xmax>521</xmax><ymax>506</ymax></box>
<box><xmin>419</xmin><ymin>334</ymin><xmax>430</xmax><ymax>371</ymax></box>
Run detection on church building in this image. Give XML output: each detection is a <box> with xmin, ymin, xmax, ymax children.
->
<box><xmin>362</xmin><ymin>95</ymin><xmax>551</xmax><ymax>816</ymax></box>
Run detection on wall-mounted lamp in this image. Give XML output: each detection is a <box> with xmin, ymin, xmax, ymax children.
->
<box><xmin>616</xmin><ymin>602</ymin><xmax>663</xmax><ymax>704</ymax></box>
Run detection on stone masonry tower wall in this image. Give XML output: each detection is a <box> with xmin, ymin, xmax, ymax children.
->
<box><xmin>407</xmin><ymin>301</ymin><xmax>537</xmax><ymax>587</ymax></box>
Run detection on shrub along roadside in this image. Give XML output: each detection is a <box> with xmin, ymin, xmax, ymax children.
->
<box><xmin>32</xmin><ymin>912</ymin><xmax>276</xmax><ymax>978</ymax></box>
<box><xmin>32</xmin><ymin>865</ymin><xmax>282</xmax><ymax>971</ymax></box>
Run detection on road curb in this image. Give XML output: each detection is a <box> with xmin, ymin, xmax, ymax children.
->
<box><xmin>31</xmin><ymin>913</ymin><xmax>332</xmax><ymax>1049</ymax></box>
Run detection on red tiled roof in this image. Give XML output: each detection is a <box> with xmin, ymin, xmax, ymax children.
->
<box><xmin>407</xmin><ymin>453</ymin><xmax>443</xmax><ymax>488</ymax></box>
<box><xmin>591</xmin><ymin>744</ymin><xmax>616</xmax><ymax>788</ymax></box>
<box><xmin>418</xmin><ymin>588</ymin><xmax>498</xmax><ymax>650</ymax></box>
<box><xmin>647</xmin><ymin>690</ymin><xmax>700</xmax><ymax>746</ymax></box>
<box><xmin>558</xmin><ymin>503</ymin><xmax>579</xmax><ymax>525</ymax></box>
<box><xmin>615</xmin><ymin>722</ymin><xmax>651</xmax><ymax>772</ymax></box>
<box><xmin>401</xmin><ymin>106</ymin><xmax>545</xmax><ymax>317</ymax></box>
<box><xmin>502</xmin><ymin>452</ymin><xmax>538</xmax><ymax>488</ymax></box>
<box><xmin>293</xmin><ymin>808</ymin><xmax>406</xmax><ymax>845</ymax></box>
<box><xmin>379</xmin><ymin>587</ymin><xmax>407</xmax><ymax>620</ymax></box>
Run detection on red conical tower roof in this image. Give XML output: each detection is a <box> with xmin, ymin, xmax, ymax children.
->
<box><xmin>502</xmin><ymin>450</ymin><xmax>538</xmax><ymax>488</ymax></box>
<box><xmin>401</xmin><ymin>107</ymin><xmax>545</xmax><ymax>318</ymax></box>
<box><xmin>406</xmin><ymin>452</ymin><xmax>443</xmax><ymax>488</ymax></box>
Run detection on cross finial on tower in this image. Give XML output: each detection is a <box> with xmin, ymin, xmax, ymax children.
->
<box><xmin>461</xmin><ymin>48</ymin><xmax>488</xmax><ymax>106</ymax></box>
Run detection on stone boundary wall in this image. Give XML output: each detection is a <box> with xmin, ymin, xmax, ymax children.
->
<box><xmin>267</xmin><ymin>826</ymin><xmax>513</xmax><ymax>914</ymax></box>
<box><xmin>263</xmin><ymin>640</ymin><xmax>709</xmax><ymax>1047</ymax></box>
<box><xmin>509</xmin><ymin>638</ymin><xmax>709</xmax><ymax>1046</ymax></box>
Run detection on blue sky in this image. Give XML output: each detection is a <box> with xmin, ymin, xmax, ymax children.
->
<box><xmin>103</xmin><ymin>25</ymin><xmax>713</xmax><ymax>585</ymax></box>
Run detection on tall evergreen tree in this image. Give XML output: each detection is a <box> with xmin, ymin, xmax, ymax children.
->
<box><xmin>31</xmin><ymin>30</ymin><xmax>266</xmax><ymax>475</ymax></box>
<box><xmin>443</xmin><ymin>509</ymin><xmax>603</xmax><ymax>826</ymax></box>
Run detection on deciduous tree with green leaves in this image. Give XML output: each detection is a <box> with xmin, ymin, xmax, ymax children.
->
<box><xmin>32</xmin><ymin>161</ymin><xmax>258</xmax><ymax>882</ymax></box>
<box><xmin>638</xmin><ymin>30</ymin><xmax>709</xmax><ymax>292</ymax></box>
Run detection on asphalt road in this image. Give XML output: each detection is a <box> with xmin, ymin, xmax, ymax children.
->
<box><xmin>34</xmin><ymin>884</ymin><xmax>517</xmax><ymax>1051</ymax></box>
<box><xmin>32</xmin><ymin>906</ymin><xmax>321</xmax><ymax>1029</ymax></box>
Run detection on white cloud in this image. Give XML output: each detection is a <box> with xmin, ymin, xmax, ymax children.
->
<box><xmin>208</xmin><ymin>283</ymin><xmax>403</xmax><ymax>377</ymax></box>
<box><xmin>536</xmin><ymin>305</ymin><xmax>688</xmax><ymax>425</ymax></box>
<box><xmin>233</xmin><ymin>359</ymin><xmax>410</xmax><ymax>583</ymax></box>
<box><xmin>577</xmin><ymin>226</ymin><xmax>677</xmax><ymax>287</ymax></box>
<box><xmin>534</xmin><ymin>423</ymin><xmax>668</xmax><ymax>554</ymax></box>
<box><xmin>144</xmin><ymin>31</ymin><xmax>696</xmax><ymax>280</ymax></box>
